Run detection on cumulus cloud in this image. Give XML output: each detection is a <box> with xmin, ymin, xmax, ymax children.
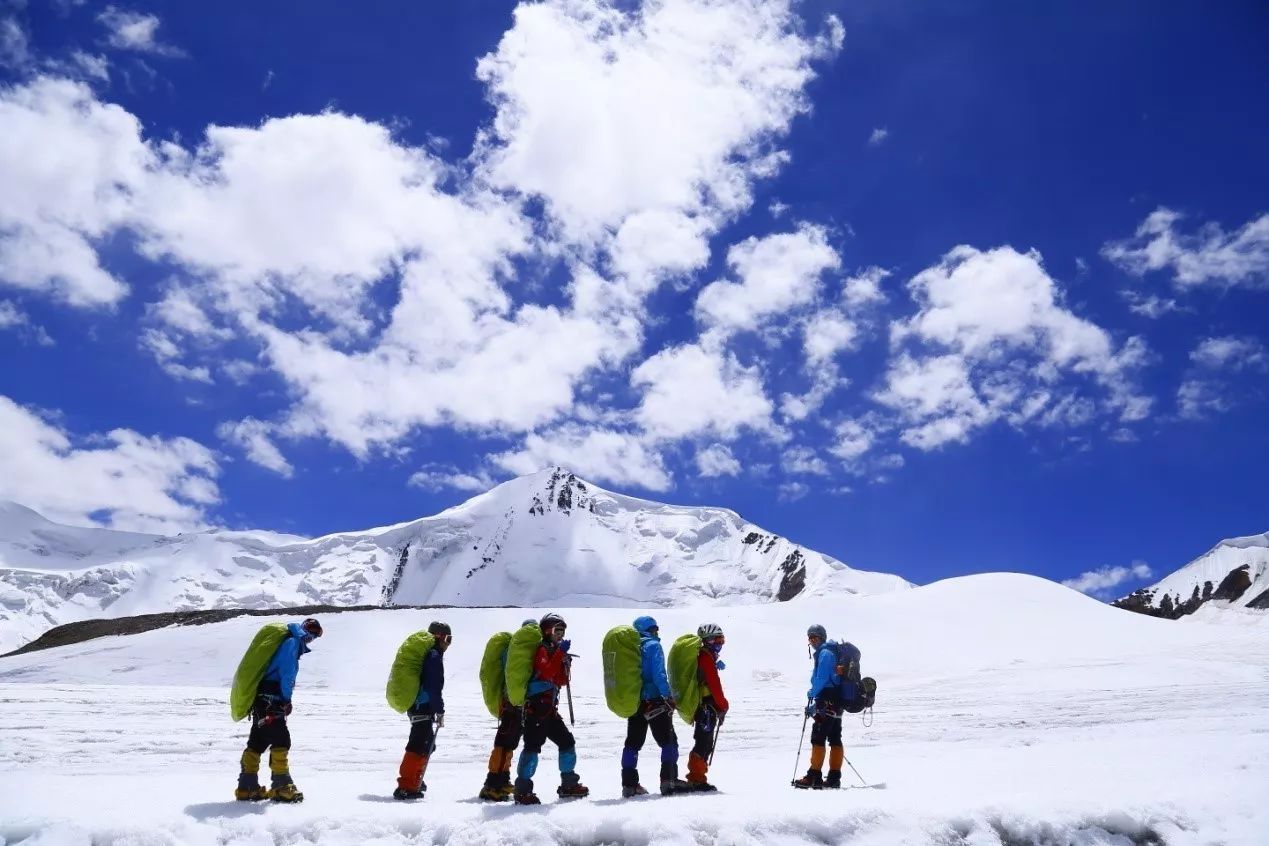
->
<box><xmin>632</xmin><ymin>342</ymin><xmax>774</xmax><ymax>440</ymax></box>
<box><xmin>0</xmin><ymin>394</ymin><xmax>219</xmax><ymax>532</ymax></box>
<box><xmin>1102</xmin><ymin>207</ymin><xmax>1269</xmax><ymax>290</ymax></box>
<box><xmin>881</xmin><ymin>246</ymin><xmax>1151</xmax><ymax>449</ymax></box>
<box><xmin>492</xmin><ymin>424</ymin><xmax>671</xmax><ymax>492</ymax></box>
<box><xmin>695</xmin><ymin>443</ymin><xmax>741</xmax><ymax>478</ymax></box>
<box><xmin>97</xmin><ymin>7</ymin><xmax>185</xmax><ymax>57</ymax></box>
<box><xmin>0</xmin><ymin>300</ymin><xmax>52</xmax><ymax>345</ymax></box>
<box><xmin>217</xmin><ymin>418</ymin><xmax>293</xmax><ymax>478</ymax></box>
<box><xmin>1190</xmin><ymin>336</ymin><xmax>1267</xmax><ymax>371</ymax></box>
<box><xmin>408</xmin><ymin>463</ymin><xmax>496</xmax><ymax>493</ymax></box>
<box><xmin>139</xmin><ymin>328</ymin><xmax>212</xmax><ymax>383</ymax></box>
<box><xmin>1063</xmin><ymin>561</ymin><xmax>1153</xmax><ymax>599</ymax></box>
<box><xmin>696</xmin><ymin>225</ymin><xmax>840</xmax><ymax>335</ymax></box>
<box><xmin>867</xmin><ymin>127</ymin><xmax>888</xmax><ymax>147</ymax></box>
<box><xmin>842</xmin><ymin>266</ymin><xmax>890</xmax><ymax>308</ymax></box>
<box><xmin>0</xmin><ymin>17</ymin><xmax>30</xmax><ymax>69</ymax></box>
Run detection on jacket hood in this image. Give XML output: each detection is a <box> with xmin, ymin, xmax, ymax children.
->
<box><xmin>633</xmin><ymin>615</ymin><xmax>659</xmax><ymax>638</ymax></box>
<box><xmin>287</xmin><ymin>622</ymin><xmax>313</xmax><ymax>655</ymax></box>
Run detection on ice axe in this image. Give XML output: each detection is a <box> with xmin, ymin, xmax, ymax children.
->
<box><xmin>564</xmin><ymin>652</ymin><xmax>578</xmax><ymax>726</ymax></box>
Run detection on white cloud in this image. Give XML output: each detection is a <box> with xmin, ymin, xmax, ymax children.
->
<box><xmin>492</xmin><ymin>425</ymin><xmax>671</xmax><ymax>492</ymax></box>
<box><xmin>695</xmin><ymin>443</ymin><xmax>741</xmax><ymax>478</ymax></box>
<box><xmin>842</xmin><ymin>266</ymin><xmax>889</xmax><ymax>308</ymax></box>
<box><xmin>803</xmin><ymin>309</ymin><xmax>859</xmax><ymax>365</ymax></box>
<box><xmin>0</xmin><ymin>300</ymin><xmax>51</xmax><ymax>345</ymax></box>
<box><xmin>97</xmin><ymin>7</ymin><xmax>185</xmax><ymax>57</ymax></box>
<box><xmin>768</xmin><ymin>200</ymin><xmax>790</xmax><ymax>219</ymax></box>
<box><xmin>1176</xmin><ymin>379</ymin><xmax>1228</xmax><ymax>420</ymax></box>
<box><xmin>0</xmin><ymin>394</ymin><xmax>219</xmax><ymax>532</ymax></box>
<box><xmin>0</xmin><ymin>77</ymin><xmax>151</xmax><ymax>307</ymax></box>
<box><xmin>778</xmin><ymin>481</ymin><xmax>809</xmax><ymax>502</ymax></box>
<box><xmin>696</xmin><ymin>225</ymin><xmax>840</xmax><ymax>334</ymax></box>
<box><xmin>632</xmin><ymin>342</ymin><xmax>773</xmax><ymax>440</ymax></box>
<box><xmin>829</xmin><ymin>419</ymin><xmax>874</xmax><ymax>462</ymax></box>
<box><xmin>139</xmin><ymin>328</ymin><xmax>212</xmax><ymax>383</ymax></box>
<box><xmin>1102</xmin><ymin>207</ymin><xmax>1269</xmax><ymax>290</ymax></box>
<box><xmin>216</xmin><ymin>418</ymin><xmax>293</xmax><ymax>478</ymax></box>
<box><xmin>782</xmin><ymin>446</ymin><xmax>829</xmax><ymax>476</ymax></box>
<box><xmin>147</xmin><ymin>284</ymin><xmax>230</xmax><ymax>339</ymax></box>
<box><xmin>868</xmin><ymin>127</ymin><xmax>888</xmax><ymax>147</ymax></box>
<box><xmin>882</xmin><ymin>245</ymin><xmax>1152</xmax><ymax>448</ymax></box>
<box><xmin>1062</xmin><ymin>561</ymin><xmax>1153</xmax><ymax>598</ymax></box>
<box><xmin>1120</xmin><ymin>289</ymin><xmax>1183</xmax><ymax>319</ymax></box>
<box><xmin>407</xmin><ymin>464</ymin><xmax>495</xmax><ymax>493</ymax></box>
<box><xmin>0</xmin><ymin>17</ymin><xmax>30</xmax><ymax>69</ymax></box>
<box><xmin>475</xmin><ymin>0</ymin><xmax>841</xmax><ymax>248</ymax></box>
<box><xmin>1190</xmin><ymin>336</ymin><xmax>1267</xmax><ymax>371</ymax></box>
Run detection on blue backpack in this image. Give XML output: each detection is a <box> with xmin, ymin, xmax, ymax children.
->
<box><xmin>831</xmin><ymin>641</ymin><xmax>876</xmax><ymax>713</ymax></box>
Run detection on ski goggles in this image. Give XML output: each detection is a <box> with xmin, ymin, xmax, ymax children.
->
<box><xmin>550</xmin><ymin>625</ymin><xmax>567</xmax><ymax>635</ymax></box>
<box><xmin>705</xmin><ymin>635</ymin><xmax>725</xmax><ymax>646</ymax></box>
<box><xmin>436</xmin><ymin>633</ymin><xmax>453</xmax><ymax>645</ymax></box>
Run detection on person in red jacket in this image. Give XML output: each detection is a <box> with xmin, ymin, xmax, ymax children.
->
<box><xmin>685</xmin><ymin>623</ymin><xmax>729</xmax><ymax>790</ymax></box>
<box><xmin>513</xmin><ymin>612</ymin><xmax>589</xmax><ymax>804</ymax></box>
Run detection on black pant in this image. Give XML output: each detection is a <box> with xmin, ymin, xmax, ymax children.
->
<box><xmin>522</xmin><ymin>692</ymin><xmax>574</xmax><ymax>756</ymax></box>
<box><xmin>810</xmin><ymin>697</ymin><xmax>843</xmax><ymax>747</ymax></box>
<box><xmin>246</xmin><ymin>683</ymin><xmax>290</xmax><ymax>753</ymax></box>
<box><xmin>623</xmin><ymin>700</ymin><xmax>679</xmax><ymax>784</ymax></box>
<box><xmin>691</xmin><ymin>703</ymin><xmax>720</xmax><ymax>759</ymax></box>
<box><xmin>493</xmin><ymin>702</ymin><xmax>524</xmax><ymax>751</ymax></box>
<box><xmin>406</xmin><ymin>705</ymin><xmax>437</xmax><ymax>756</ymax></box>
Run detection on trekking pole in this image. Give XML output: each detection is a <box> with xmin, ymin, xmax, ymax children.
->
<box><xmin>707</xmin><ymin>712</ymin><xmax>726</xmax><ymax>766</ymax></box>
<box><xmin>843</xmin><ymin>753</ymin><xmax>885</xmax><ymax>789</ymax></box>
<box><xmin>791</xmin><ymin>712</ymin><xmax>809</xmax><ymax>784</ymax></box>
<box><xmin>418</xmin><ymin>725</ymin><xmax>442</xmax><ymax>783</ymax></box>
<box><xmin>565</xmin><ymin>654</ymin><xmax>577</xmax><ymax>726</ymax></box>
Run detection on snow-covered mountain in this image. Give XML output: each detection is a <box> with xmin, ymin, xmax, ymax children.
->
<box><xmin>1114</xmin><ymin>531</ymin><xmax>1269</xmax><ymax>619</ymax></box>
<box><xmin>0</xmin><ymin>467</ymin><xmax>910</xmax><ymax>653</ymax></box>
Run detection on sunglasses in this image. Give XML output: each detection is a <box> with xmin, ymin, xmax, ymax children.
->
<box><xmin>551</xmin><ymin>625</ymin><xmax>567</xmax><ymax>634</ymax></box>
<box><xmin>437</xmin><ymin>633</ymin><xmax>453</xmax><ymax>645</ymax></box>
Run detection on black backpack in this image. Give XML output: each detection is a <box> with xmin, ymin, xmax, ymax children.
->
<box><xmin>831</xmin><ymin>641</ymin><xmax>877</xmax><ymax>714</ymax></box>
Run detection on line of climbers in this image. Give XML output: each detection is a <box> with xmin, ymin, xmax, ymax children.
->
<box><xmin>228</xmin><ymin>615</ymin><xmax>876</xmax><ymax>803</ymax></box>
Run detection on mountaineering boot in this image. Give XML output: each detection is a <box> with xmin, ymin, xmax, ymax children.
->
<box><xmin>622</xmin><ymin>783</ymin><xmax>650</xmax><ymax>797</ymax></box>
<box><xmin>513</xmin><ymin>776</ymin><xmax>541</xmax><ymax>805</ymax></box>
<box><xmin>478</xmin><ymin>782</ymin><xmax>507</xmax><ymax>802</ymax></box>
<box><xmin>792</xmin><ymin>769</ymin><xmax>824</xmax><ymax>790</ymax></box>
<box><xmin>685</xmin><ymin>752</ymin><xmax>716</xmax><ymax>792</ymax></box>
<box><xmin>268</xmin><ymin>748</ymin><xmax>304</xmax><ymax>802</ymax></box>
<box><xmin>825</xmin><ymin>746</ymin><xmax>844</xmax><ymax>789</ymax></box>
<box><xmin>235</xmin><ymin>749</ymin><xmax>269</xmax><ymax>801</ymax></box>
<box><xmin>658</xmin><ymin>761</ymin><xmax>694</xmax><ymax>796</ymax></box>
<box><xmin>556</xmin><ymin>771</ymin><xmax>590</xmax><ymax>799</ymax></box>
<box><xmin>480</xmin><ymin>748</ymin><xmax>514</xmax><ymax>801</ymax></box>
<box><xmin>395</xmin><ymin>751</ymin><xmax>426</xmax><ymax>799</ymax></box>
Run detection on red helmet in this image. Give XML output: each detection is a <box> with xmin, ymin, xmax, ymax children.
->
<box><xmin>301</xmin><ymin>618</ymin><xmax>323</xmax><ymax>639</ymax></box>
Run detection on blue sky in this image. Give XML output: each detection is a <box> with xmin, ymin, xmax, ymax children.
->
<box><xmin>1</xmin><ymin>0</ymin><xmax>1266</xmax><ymax>598</ymax></box>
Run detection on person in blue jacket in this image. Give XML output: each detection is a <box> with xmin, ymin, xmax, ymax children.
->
<box><xmin>394</xmin><ymin>620</ymin><xmax>450</xmax><ymax>800</ymax></box>
<box><xmin>793</xmin><ymin>623</ymin><xmax>847</xmax><ymax>790</ymax></box>
<box><xmin>621</xmin><ymin>615</ymin><xmax>694</xmax><ymax>797</ymax></box>
<box><xmin>236</xmin><ymin>618</ymin><xmax>322</xmax><ymax>803</ymax></box>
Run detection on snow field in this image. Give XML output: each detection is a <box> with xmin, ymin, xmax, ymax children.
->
<box><xmin>1</xmin><ymin>574</ymin><xmax>1267</xmax><ymax>844</ymax></box>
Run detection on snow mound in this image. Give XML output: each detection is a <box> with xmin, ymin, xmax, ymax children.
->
<box><xmin>0</xmin><ymin>468</ymin><xmax>910</xmax><ymax>653</ymax></box>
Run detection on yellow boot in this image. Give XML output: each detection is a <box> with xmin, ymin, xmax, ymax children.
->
<box><xmin>268</xmin><ymin>748</ymin><xmax>304</xmax><ymax>803</ymax></box>
<box><xmin>235</xmin><ymin>749</ymin><xmax>269</xmax><ymax>801</ymax></box>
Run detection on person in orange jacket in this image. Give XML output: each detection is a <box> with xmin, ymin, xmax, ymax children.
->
<box><xmin>685</xmin><ymin>623</ymin><xmax>729</xmax><ymax>791</ymax></box>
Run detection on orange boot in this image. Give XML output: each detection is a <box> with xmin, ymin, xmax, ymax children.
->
<box><xmin>394</xmin><ymin>751</ymin><xmax>427</xmax><ymax>800</ymax></box>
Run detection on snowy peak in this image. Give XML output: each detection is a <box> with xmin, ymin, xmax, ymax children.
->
<box><xmin>1115</xmin><ymin>531</ymin><xmax>1269</xmax><ymax>619</ymax></box>
<box><xmin>0</xmin><ymin>469</ymin><xmax>910</xmax><ymax>653</ymax></box>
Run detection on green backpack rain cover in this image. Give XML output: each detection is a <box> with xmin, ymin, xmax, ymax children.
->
<box><xmin>230</xmin><ymin>622</ymin><xmax>289</xmax><ymax>722</ymax></box>
<box><xmin>385</xmin><ymin>630</ymin><xmax>436</xmax><ymax>713</ymax></box>
<box><xmin>602</xmin><ymin>624</ymin><xmax>643</xmax><ymax>718</ymax></box>
<box><xmin>479</xmin><ymin>631</ymin><xmax>513</xmax><ymax>717</ymax></box>
<box><xmin>504</xmin><ymin>623</ymin><xmax>543</xmax><ymax>707</ymax></box>
<box><xmin>668</xmin><ymin>634</ymin><xmax>704</xmax><ymax>724</ymax></box>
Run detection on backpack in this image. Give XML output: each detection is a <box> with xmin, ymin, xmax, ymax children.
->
<box><xmin>230</xmin><ymin>622</ymin><xmax>290</xmax><ymax>722</ymax></box>
<box><xmin>504</xmin><ymin>623</ymin><xmax>543</xmax><ymax>707</ymax></box>
<box><xmin>601</xmin><ymin>624</ymin><xmax>643</xmax><ymax>718</ymax></box>
<box><xmin>385</xmin><ymin>630</ymin><xmax>436</xmax><ymax>713</ymax></box>
<box><xmin>831</xmin><ymin>641</ymin><xmax>877</xmax><ymax>714</ymax></box>
<box><xmin>667</xmin><ymin>634</ymin><xmax>704</xmax><ymax>724</ymax></box>
<box><xmin>479</xmin><ymin>631</ymin><xmax>513</xmax><ymax>718</ymax></box>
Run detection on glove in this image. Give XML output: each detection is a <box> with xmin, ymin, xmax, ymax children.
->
<box><xmin>714</xmin><ymin>659</ymin><xmax>726</xmax><ymax>671</ymax></box>
<box><xmin>805</xmin><ymin>702</ymin><xmax>816</xmax><ymax>717</ymax></box>
<box><xmin>436</xmin><ymin>713</ymin><xmax>445</xmax><ymax>728</ymax></box>
<box><xmin>282</xmin><ymin>701</ymin><xmax>293</xmax><ymax>716</ymax></box>
<box><xmin>559</xmin><ymin>639</ymin><xmax>572</xmax><ymax>653</ymax></box>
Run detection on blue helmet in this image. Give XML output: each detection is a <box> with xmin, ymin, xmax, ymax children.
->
<box><xmin>633</xmin><ymin>615</ymin><xmax>659</xmax><ymax>637</ymax></box>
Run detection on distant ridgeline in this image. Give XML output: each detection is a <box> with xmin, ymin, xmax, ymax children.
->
<box><xmin>1114</xmin><ymin>533</ymin><xmax>1269</xmax><ymax>620</ymax></box>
